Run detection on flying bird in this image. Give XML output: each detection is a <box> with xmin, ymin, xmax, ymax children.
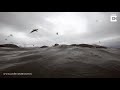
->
<box><xmin>10</xmin><ymin>34</ymin><xmax>13</xmax><ymax>37</ymax></box>
<box><xmin>56</xmin><ymin>32</ymin><xmax>58</xmax><ymax>35</ymax></box>
<box><xmin>30</xmin><ymin>29</ymin><xmax>38</xmax><ymax>33</ymax></box>
<box><xmin>8</xmin><ymin>34</ymin><xmax>13</xmax><ymax>37</ymax></box>
<box><xmin>99</xmin><ymin>41</ymin><xmax>101</xmax><ymax>44</ymax></box>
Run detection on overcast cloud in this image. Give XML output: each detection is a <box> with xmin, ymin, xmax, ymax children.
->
<box><xmin>0</xmin><ymin>12</ymin><xmax>120</xmax><ymax>47</ymax></box>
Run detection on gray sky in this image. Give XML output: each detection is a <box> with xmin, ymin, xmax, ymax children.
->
<box><xmin>0</xmin><ymin>12</ymin><xmax>120</xmax><ymax>47</ymax></box>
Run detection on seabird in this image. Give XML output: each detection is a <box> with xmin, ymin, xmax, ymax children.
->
<box><xmin>10</xmin><ymin>34</ymin><xmax>13</xmax><ymax>37</ymax></box>
<box><xmin>8</xmin><ymin>34</ymin><xmax>13</xmax><ymax>37</ymax></box>
<box><xmin>56</xmin><ymin>32</ymin><xmax>58</xmax><ymax>35</ymax></box>
<box><xmin>30</xmin><ymin>29</ymin><xmax>38</xmax><ymax>33</ymax></box>
<box><xmin>99</xmin><ymin>41</ymin><xmax>101</xmax><ymax>44</ymax></box>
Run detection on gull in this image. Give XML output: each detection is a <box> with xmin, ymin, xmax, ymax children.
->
<box><xmin>30</xmin><ymin>29</ymin><xmax>38</xmax><ymax>33</ymax></box>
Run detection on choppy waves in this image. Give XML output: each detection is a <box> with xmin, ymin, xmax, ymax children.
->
<box><xmin>0</xmin><ymin>46</ymin><xmax>120</xmax><ymax>78</ymax></box>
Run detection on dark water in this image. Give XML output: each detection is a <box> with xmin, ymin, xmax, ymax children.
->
<box><xmin>0</xmin><ymin>46</ymin><xmax>120</xmax><ymax>78</ymax></box>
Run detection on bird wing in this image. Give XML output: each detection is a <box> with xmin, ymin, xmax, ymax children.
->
<box><xmin>30</xmin><ymin>29</ymin><xmax>38</xmax><ymax>33</ymax></box>
<box><xmin>30</xmin><ymin>31</ymin><xmax>34</xmax><ymax>33</ymax></box>
<box><xmin>30</xmin><ymin>30</ymin><xmax>35</xmax><ymax>33</ymax></box>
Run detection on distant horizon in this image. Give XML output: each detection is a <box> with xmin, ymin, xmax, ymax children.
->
<box><xmin>0</xmin><ymin>43</ymin><xmax>119</xmax><ymax>49</ymax></box>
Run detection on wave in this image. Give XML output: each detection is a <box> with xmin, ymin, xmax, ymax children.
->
<box><xmin>0</xmin><ymin>45</ymin><xmax>120</xmax><ymax>78</ymax></box>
